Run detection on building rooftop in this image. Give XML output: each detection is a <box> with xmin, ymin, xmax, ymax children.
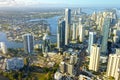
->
<box><xmin>43</xmin><ymin>33</ymin><xmax>50</xmax><ymax>40</ymax></box>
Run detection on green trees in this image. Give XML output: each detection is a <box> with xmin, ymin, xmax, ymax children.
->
<box><xmin>108</xmin><ymin>76</ymin><xmax>115</xmax><ymax>80</ymax></box>
<box><xmin>0</xmin><ymin>70</ymin><xmax>24</xmax><ymax>80</ymax></box>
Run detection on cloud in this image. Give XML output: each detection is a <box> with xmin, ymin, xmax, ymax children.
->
<box><xmin>0</xmin><ymin>0</ymin><xmax>15</xmax><ymax>3</ymax></box>
<box><xmin>0</xmin><ymin>0</ymin><xmax>29</xmax><ymax>7</ymax></box>
<box><xmin>0</xmin><ymin>0</ymin><xmax>8</xmax><ymax>1</ymax></box>
<box><xmin>0</xmin><ymin>0</ymin><xmax>62</xmax><ymax>7</ymax></box>
<box><xmin>0</xmin><ymin>0</ymin><xmax>16</xmax><ymax>6</ymax></box>
<box><xmin>0</xmin><ymin>0</ymin><xmax>73</xmax><ymax>7</ymax></box>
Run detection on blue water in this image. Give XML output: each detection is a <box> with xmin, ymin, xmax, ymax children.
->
<box><xmin>28</xmin><ymin>16</ymin><xmax>60</xmax><ymax>34</ymax></box>
<box><xmin>47</xmin><ymin>16</ymin><xmax>59</xmax><ymax>34</ymax></box>
<box><xmin>0</xmin><ymin>32</ymin><xmax>23</xmax><ymax>48</ymax></box>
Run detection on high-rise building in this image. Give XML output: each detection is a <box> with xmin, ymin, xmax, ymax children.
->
<box><xmin>88</xmin><ymin>32</ymin><xmax>96</xmax><ymax>54</ymax></box>
<box><xmin>97</xmin><ymin>16</ymin><xmax>104</xmax><ymax>31</ymax></box>
<box><xmin>72</xmin><ymin>23</ymin><xmax>77</xmax><ymax>40</ymax></box>
<box><xmin>113</xmin><ymin>29</ymin><xmax>119</xmax><ymax>43</ymax></box>
<box><xmin>59</xmin><ymin>62</ymin><xmax>66</xmax><ymax>73</ymax></box>
<box><xmin>65</xmin><ymin>8</ymin><xmax>71</xmax><ymax>45</ymax></box>
<box><xmin>106</xmin><ymin>53</ymin><xmax>120</xmax><ymax>80</ymax></box>
<box><xmin>0</xmin><ymin>42</ymin><xmax>7</xmax><ymax>54</ymax></box>
<box><xmin>42</xmin><ymin>33</ymin><xmax>51</xmax><ymax>53</ymax></box>
<box><xmin>101</xmin><ymin>18</ymin><xmax>111</xmax><ymax>55</ymax></box>
<box><xmin>57</xmin><ymin>20</ymin><xmax>65</xmax><ymax>48</ymax></box>
<box><xmin>23</xmin><ymin>34</ymin><xmax>34</xmax><ymax>54</ymax></box>
<box><xmin>78</xmin><ymin>8</ymin><xmax>82</xmax><ymax>14</ymax></box>
<box><xmin>91</xmin><ymin>11</ymin><xmax>97</xmax><ymax>21</ymax></box>
<box><xmin>70</xmin><ymin>54</ymin><xmax>78</xmax><ymax>65</ymax></box>
<box><xmin>67</xmin><ymin>63</ymin><xmax>74</xmax><ymax>76</ymax></box>
<box><xmin>70</xmin><ymin>55</ymin><xmax>75</xmax><ymax>64</ymax></box>
<box><xmin>89</xmin><ymin>44</ymin><xmax>100</xmax><ymax>72</ymax></box>
<box><xmin>78</xmin><ymin>18</ymin><xmax>84</xmax><ymax>42</ymax></box>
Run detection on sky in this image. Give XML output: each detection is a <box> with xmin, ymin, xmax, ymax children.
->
<box><xmin>0</xmin><ymin>0</ymin><xmax>119</xmax><ymax>7</ymax></box>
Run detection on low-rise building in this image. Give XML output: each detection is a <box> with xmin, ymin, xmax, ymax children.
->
<box><xmin>6</xmin><ymin>57</ymin><xmax>24</xmax><ymax>70</ymax></box>
<box><xmin>100</xmin><ymin>56</ymin><xmax>108</xmax><ymax>63</ymax></box>
<box><xmin>0</xmin><ymin>56</ymin><xmax>6</xmax><ymax>70</ymax></box>
<box><xmin>54</xmin><ymin>72</ymin><xmax>63</xmax><ymax>80</ymax></box>
<box><xmin>79</xmin><ymin>74</ymin><xmax>92</xmax><ymax>80</ymax></box>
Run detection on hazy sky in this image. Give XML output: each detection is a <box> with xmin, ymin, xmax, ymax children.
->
<box><xmin>0</xmin><ymin>0</ymin><xmax>119</xmax><ymax>7</ymax></box>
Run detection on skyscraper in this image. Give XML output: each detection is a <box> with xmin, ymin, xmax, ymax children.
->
<box><xmin>67</xmin><ymin>63</ymin><xmax>74</xmax><ymax>76</ymax></box>
<box><xmin>23</xmin><ymin>34</ymin><xmax>34</xmax><ymax>54</ymax></box>
<box><xmin>78</xmin><ymin>18</ymin><xmax>84</xmax><ymax>42</ymax></box>
<box><xmin>42</xmin><ymin>33</ymin><xmax>51</xmax><ymax>53</ymax></box>
<box><xmin>72</xmin><ymin>23</ymin><xmax>77</xmax><ymax>40</ymax></box>
<box><xmin>0</xmin><ymin>42</ymin><xmax>7</xmax><ymax>54</ymax></box>
<box><xmin>88</xmin><ymin>32</ymin><xmax>96</xmax><ymax>54</ymax></box>
<box><xmin>101</xmin><ymin>18</ymin><xmax>111</xmax><ymax>55</ymax></box>
<box><xmin>65</xmin><ymin>8</ymin><xmax>71</xmax><ymax>45</ymax></box>
<box><xmin>91</xmin><ymin>11</ymin><xmax>97</xmax><ymax>21</ymax></box>
<box><xmin>89</xmin><ymin>44</ymin><xmax>100</xmax><ymax>72</ymax></box>
<box><xmin>106</xmin><ymin>53</ymin><xmax>120</xmax><ymax>80</ymax></box>
<box><xmin>78</xmin><ymin>8</ymin><xmax>82</xmax><ymax>15</ymax></box>
<box><xmin>59</xmin><ymin>62</ymin><xmax>66</xmax><ymax>73</ymax></box>
<box><xmin>57</xmin><ymin>20</ymin><xmax>65</xmax><ymax>48</ymax></box>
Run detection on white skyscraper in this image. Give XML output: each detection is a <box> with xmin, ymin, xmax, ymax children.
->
<box><xmin>106</xmin><ymin>51</ymin><xmax>120</xmax><ymax>80</ymax></box>
<box><xmin>88</xmin><ymin>32</ymin><xmax>96</xmax><ymax>54</ymax></box>
<box><xmin>23</xmin><ymin>34</ymin><xmax>34</xmax><ymax>54</ymax></box>
<box><xmin>78</xmin><ymin>18</ymin><xmax>84</xmax><ymax>42</ymax></box>
<box><xmin>65</xmin><ymin>8</ymin><xmax>71</xmax><ymax>45</ymax></box>
<box><xmin>89</xmin><ymin>44</ymin><xmax>100</xmax><ymax>72</ymax></box>
<box><xmin>0</xmin><ymin>42</ymin><xmax>7</xmax><ymax>54</ymax></box>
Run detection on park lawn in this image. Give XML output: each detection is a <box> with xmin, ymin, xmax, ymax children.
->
<box><xmin>31</xmin><ymin>72</ymin><xmax>49</xmax><ymax>80</ymax></box>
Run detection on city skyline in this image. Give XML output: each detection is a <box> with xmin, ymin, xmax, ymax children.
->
<box><xmin>0</xmin><ymin>0</ymin><xmax>120</xmax><ymax>8</ymax></box>
<box><xmin>0</xmin><ymin>1</ymin><xmax>120</xmax><ymax>79</ymax></box>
